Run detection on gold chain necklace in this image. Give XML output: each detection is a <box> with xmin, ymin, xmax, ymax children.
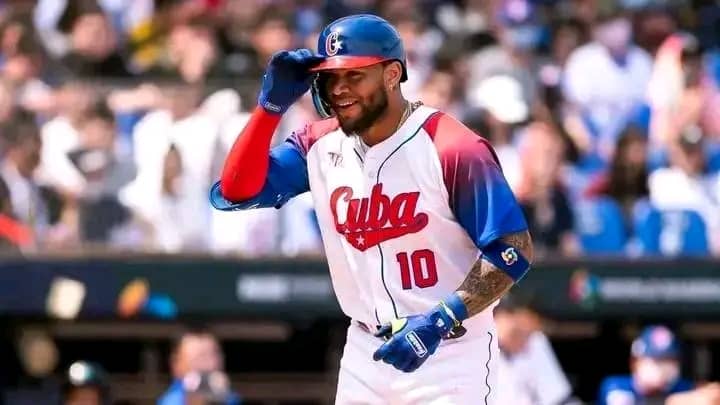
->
<box><xmin>357</xmin><ymin>100</ymin><xmax>422</xmax><ymax>153</ymax></box>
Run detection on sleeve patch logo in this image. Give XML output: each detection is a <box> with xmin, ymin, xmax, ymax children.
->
<box><xmin>501</xmin><ymin>247</ymin><xmax>518</xmax><ymax>266</ymax></box>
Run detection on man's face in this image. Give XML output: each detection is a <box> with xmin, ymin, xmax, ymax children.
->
<box><xmin>495</xmin><ymin>309</ymin><xmax>541</xmax><ymax>355</ymax></box>
<box><xmin>320</xmin><ymin>63</ymin><xmax>392</xmax><ymax>135</ymax></box>
<box><xmin>632</xmin><ymin>357</ymin><xmax>681</xmax><ymax>395</ymax></box>
<box><xmin>13</xmin><ymin>132</ymin><xmax>41</xmax><ymax>178</ymax></box>
<box><xmin>173</xmin><ymin>335</ymin><xmax>222</xmax><ymax>378</ymax></box>
<box><xmin>71</xmin><ymin>13</ymin><xmax>117</xmax><ymax>59</ymax></box>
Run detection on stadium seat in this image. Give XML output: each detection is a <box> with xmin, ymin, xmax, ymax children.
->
<box><xmin>632</xmin><ymin>201</ymin><xmax>709</xmax><ymax>257</ymax></box>
<box><xmin>575</xmin><ymin>197</ymin><xmax>627</xmax><ymax>255</ymax></box>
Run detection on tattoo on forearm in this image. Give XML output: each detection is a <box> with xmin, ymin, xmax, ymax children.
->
<box><xmin>456</xmin><ymin>231</ymin><xmax>534</xmax><ymax>317</ymax></box>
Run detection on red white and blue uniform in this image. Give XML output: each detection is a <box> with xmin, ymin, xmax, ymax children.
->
<box><xmin>211</xmin><ymin>105</ymin><xmax>528</xmax><ymax>404</ymax></box>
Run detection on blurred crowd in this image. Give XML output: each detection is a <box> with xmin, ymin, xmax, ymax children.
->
<box><xmin>6</xmin><ymin>327</ymin><xmax>242</xmax><ymax>405</ymax></box>
<box><xmin>0</xmin><ymin>0</ymin><xmax>719</xmax><ymax>259</ymax></box>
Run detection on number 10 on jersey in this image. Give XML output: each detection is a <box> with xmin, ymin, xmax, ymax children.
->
<box><xmin>396</xmin><ymin>249</ymin><xmax>438</xmax><ymax>289</ymax></box>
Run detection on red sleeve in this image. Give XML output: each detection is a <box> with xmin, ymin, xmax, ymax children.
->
<box><xmin>219</xmin><ymin>106</ymin><xmax>282</xmax><ymax>201</ymax></box>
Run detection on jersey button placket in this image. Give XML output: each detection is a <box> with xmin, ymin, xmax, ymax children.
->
<box><xmin>364</xmin><ymin>154</ymin><xmax>377</xmax><ymax>180</ymax></box>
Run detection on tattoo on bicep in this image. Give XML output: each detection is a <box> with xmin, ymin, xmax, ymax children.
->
<box><xmin>499</xmin><ymin>230</ymin><xmax>534</xmax><ymax>262</ymax></box>
<box><xmin>456</xmin><ymin>231</ymin><xmax>533</xmax><ymax>317</ymax></box>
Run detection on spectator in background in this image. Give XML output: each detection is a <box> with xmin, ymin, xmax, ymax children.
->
<box><xmin>562</xmin><ymin>6</ymin><xmax>653</xmax><ymax>166</ymax></box>
<box><xmin>0</xmin><ymin>11</ymin><xmax>53</xmax><ymax>115</ymax></box>
<box><xmin>465</xmin><ymin>0</ymin><xmax>541</xmax><ymax>113</ymax></box>
<box><xmin>0</xmin><ymin>111</ymin><xmax>48</xmax><ymax>243</ymax></box>
<box><xmin>66</xmin><ymin>101</ymin><xmax>136</xmax><ymax>245</ymax></box>
<box><xmin>515</xmin><ymin>122</ymin><xmax>579</xmax><ymax>257</ymax></box>
<box><xmin>648</xmin><ymin>126</ymin><xmax>720</xmax><ymax>254</ymax></box>
<box><xmin>647</xmin><ymin>32</ymin><xmax>720</xmax><ymax>149</ymax></box>
<box><xmin>584</xmin><ymin>126</ymin><xmax>649</xmax><ymax>225</ymax></box>
<box><xmin>0</xmin><ymin>176</ymin><xmax>32</xmax><ymax>251</ymax></box>
<box><xmin>420</xmin><ymin>69</ymin><xmax>465</xmax><ymax>124</ymax></box>
<box><xmin>467</xmin><ymin>74</ymin><xmax>529</xmax><ymax>192</ymax></box>
<box><xmin>597</xmin><ymin>325</ymin><xmax>694</xmax><ymax>405</ymax></box>
<box><xmin>55</xmin><ymin>0</ymin><xmax>131</xmax><ymax>78</ymax></box>
<box><xmin>120</xmin><ymin>80</ymin><xmax>218</xmax><ymax>252</ymax></box>
<box><xmin>213</xmin><ymin>0</ymin><xmax>276</xmax><ymax>81</ymax></box>
<box><xmin>386</xmin><ymin>11</ymin><xmax>439</xmax><ymax>101</ymax></box>
<box><xmin>37</xmin><ymin>80</ymin><xmax>96</xmax><ymax>200</ymax></box>
<box><xmin>0</xmin><ymin>79</ymin><xmax>19</xmax><ymax>126</ymax></box>
<box><xmin>632</xmin><ymin>5</ymin><xmax>678</xmax><ymax>57</ymax></box>
<box><xmin>61</xmin><ymin>361</ymin><xmax>110</xmax><ymax>405</ymax></box>
<box><xmin>248</xmin><ymin>8</ymin><xmax>295</xmax><ymax>79</ymax></box>
<box><xmin>493</xmin><ymin>294</ymin><xmax>578</xmax><ymax>405</ymax></box>
<box><xmin>158</xmin><ymin>328</ymin><xmax>236</xmax><ymax>405</ymax></box>
<box><xmin>536</xmin><ymin>18</ymin><xmax>588</xmax><ymax>115</ymax></box>
<box><xmin>144</xmin><ymin>16</ymin><xmax>222</xmax><ymax>84</ymax></box>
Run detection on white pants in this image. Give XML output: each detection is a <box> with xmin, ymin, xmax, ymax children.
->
<box><xmin>334</xmin><ymin>318</ymin><xmax>499</xmax><ymax>405</ymax></box>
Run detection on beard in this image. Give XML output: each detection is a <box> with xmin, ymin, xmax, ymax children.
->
<box><xmin>336</xmin><ymin>89</ymin><xmax>389</xmax><ymax>135</ymax></box>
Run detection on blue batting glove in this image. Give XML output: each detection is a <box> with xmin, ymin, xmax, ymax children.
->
<box><xmin>258</xmin><ymin>49</ymin><xmax>325</xmax><ymax>114</ymax></box>
<box><xmin>372</xmin><ymin>296</ymin><xmax>468</xmax><ymax>373</ymax></box>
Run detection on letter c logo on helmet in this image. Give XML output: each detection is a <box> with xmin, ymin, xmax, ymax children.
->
<box><xmin>310</xmin><ymin>14</ymin><xmax>408</xmax><ymax>119</ymax></box>
<box><xmin>325</xmin><ymin>31</ymin><xmax>341</xmax><ymax>56</ymax></box>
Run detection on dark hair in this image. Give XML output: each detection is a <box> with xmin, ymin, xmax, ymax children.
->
<box><xmin>0</xmin><ymin>109</ymin><xmax>39</xmax><ymax>150</ymax></box>
<box><xmin>495</xmin><ymin>292</ymin><xmax>541</xmax><ymax>315</ymax></box>
<box><xmin>606</xmin><ymin>126</ymin><xmax>649</xmax><ymax>202</ymax></box>
<box><xmin>81</xmin><ymin>100</ymin><xmax>115</xmax><ymax>125</ymax></box>
<box><xmin>57</xmin><ymin>0</ymin><xmax>104</xmax><ymax>33</ymax></box>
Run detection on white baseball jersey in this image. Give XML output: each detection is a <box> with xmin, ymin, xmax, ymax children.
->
<box><xmin>211</xmin><ymin>104</ymin><xmax>529</xmax><ymax>403</ymax></box>
<box><xmin>211</xmin><ymin>104</ymin><xmax>528</xmax><ymax>330</ymax></box>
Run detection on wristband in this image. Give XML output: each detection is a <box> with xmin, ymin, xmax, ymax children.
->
<box><xmin>481</xmin><ymin>238</ymin><xmax>530</xmax><ymax>282</ymax></box>
<box><xmin>440</xmin><ymin>292</ymin><xmax>468</xmax><ymax>325</ymax></box>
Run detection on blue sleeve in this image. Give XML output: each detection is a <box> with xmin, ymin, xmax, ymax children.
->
<box><xmin>157</xmin><ymin>382</ymin><xmax>184</xmax><ymax>405</ymax></box>
<box><xmin>597</xmin><ymin>376</ymin><xmax>635</xmax><ymax>405</ymax></box>
<box><xmin>670</xmin><ymin>378</ymin><xmax>695</xmax><ymax>394</ymax></box>
<box><xmin>442</xmin><ymin>141</ymin><xmax>528</xmax><ymax>249</ymax></box>
<box><xmin>210</xmin><ymin>140</ymin><xmax>309</xmax><ymax>211</ymax></box>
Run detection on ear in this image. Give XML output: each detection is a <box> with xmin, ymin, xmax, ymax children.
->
<box><xmin>384</xmin><ymin>61</ymin><xmax>403</xmax><ymax>90</ymax></box>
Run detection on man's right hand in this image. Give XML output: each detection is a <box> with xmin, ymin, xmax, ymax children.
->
<box><xmin>258</xmin><ymin>49</ymin><xmax>325</xmax><ymax>114</ymax></box>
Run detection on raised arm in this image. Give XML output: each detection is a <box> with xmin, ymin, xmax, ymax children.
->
<box><xmin>210</xmin><ymin>49</ymin><xmax>325</xmax><ymax>210</ymax></box>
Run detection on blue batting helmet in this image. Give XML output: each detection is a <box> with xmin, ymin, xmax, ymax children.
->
<box><xmin>631</xmin><ymin>325</ymin><xmax>680</xmax><ymax>359</ymax></box>
<box><xmin>310</xmin><ymin>14</ymin><xmax>407</xmax><ymax>118</ymax></box>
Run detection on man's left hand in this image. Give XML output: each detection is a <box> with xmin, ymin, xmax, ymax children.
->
<box><xmin>372</xmin><ymin>304</ymin><xmax>464</xmax><ymax>373</ymax></box>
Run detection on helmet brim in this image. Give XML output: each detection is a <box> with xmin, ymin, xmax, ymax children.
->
<box><xmin>309</xmin><ymin>55</ymin><xmax>388</xmax><ymax>72</ymax></box>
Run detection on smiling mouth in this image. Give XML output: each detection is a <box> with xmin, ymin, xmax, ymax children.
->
<box><xmin>333</xmin><ymin>101</ymin><xmax>357</xmax><ymax>112</ymax></box>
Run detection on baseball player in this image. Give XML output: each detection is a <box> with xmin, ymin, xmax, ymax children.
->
<box><xmin>598</xmin><ymin>325</ymin><xmax>694</xmax><ymax>405</ymax></box>
<box><xmin>210</xmin><ymin>14</ymin><xmax>533</xmax><ymax>404</ymax></box>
